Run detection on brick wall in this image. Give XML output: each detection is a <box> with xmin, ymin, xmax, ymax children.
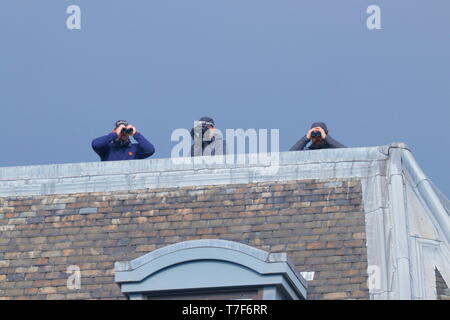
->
<box><xmin>0</xmin><ymin>178</ymin><xmax>369</xmax><ymax>300</ymax></box>
<box><xmin>435</xmin><ymin>268</ymin><xmax>450</xmax><ymax>300</ymax></box>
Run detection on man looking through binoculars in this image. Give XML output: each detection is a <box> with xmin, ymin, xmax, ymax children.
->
<box><xmin>190</xmin><ymin>116</ymin><xmax>227</xmax><ymax>157</ymax></box>
<box><xmin>92</xmin><ymin>120</ymin><xmax>155</xmax><ymax>161</ymax></box>
<box><xmin>290</xmin><ymin>122</ymin><xmax>346</xmax><ymax>151</ymax></box>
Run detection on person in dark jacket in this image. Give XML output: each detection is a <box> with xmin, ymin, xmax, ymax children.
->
<box><xmin>190</xmin><ymin>116</ymin><xmax>227</xmax><ymax>157</ymax></box>
<box><xmin>92</xmin><ymin>120</ymin><xmax>155</xmax><ymax>161</ymax></box>
<box><xmin>290</xmin><ymin>122</ymin><xmax>346</xmax><ymax>151</ymax></box>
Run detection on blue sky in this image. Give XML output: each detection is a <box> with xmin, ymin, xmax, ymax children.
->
<box><xmin>0</xmin><ymin>0</ymin><xmax>449</xmax><ymax>196</ymax></box>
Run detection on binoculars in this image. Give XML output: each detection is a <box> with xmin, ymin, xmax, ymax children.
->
<box><xmin>311</xmin><ymin>131</ymin><xmax>322</xmax><ymax>138</ymax></box>
<box><xmin>193</xmin><ymin>121</ymin><xmax>213</xmax><ymax>138</ymax></box>
<box><xmin>121</xmin><ymin>128</ymin><xmax>134</xmax><ymax>135</ymax></box>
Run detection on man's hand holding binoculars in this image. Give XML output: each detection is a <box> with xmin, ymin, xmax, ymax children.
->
<box><xmin>306</xmin><ymin>127</ymin><xmax>327</xmax><ymax>140</ymax></box>
<box><xmin>114</xmin><ymin>124</ymin><xmax>137</xmax><ymax>138</ymax></box>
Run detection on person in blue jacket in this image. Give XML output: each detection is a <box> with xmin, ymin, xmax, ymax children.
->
<box><xmin>92</xmin><ymin>120</ymin><xmax>155</xmax><ymax>161</ymax></box>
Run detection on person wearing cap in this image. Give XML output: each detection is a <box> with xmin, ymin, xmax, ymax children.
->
<box><xmin>289</xmin><ymin>122</ymin><xmax>346</xmax><ymax>151</ymax></box>
<box><xmin>91</xmin><ymin>120</ymin><xmax>155</xmax><ymax>161</ymax></box>
<box><xmin>190</xmin><ymin>116</ymin><xmax>227</xmax><ymax>157</ymax></box>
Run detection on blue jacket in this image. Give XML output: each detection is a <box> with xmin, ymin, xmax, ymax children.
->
<box><xmin>92</xmin><ymin>132</ymin><xmax>155</xmax><ymax>161</ymax></box>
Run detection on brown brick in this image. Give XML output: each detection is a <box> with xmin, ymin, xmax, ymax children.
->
<box><xmin>42</xmin><ymin>250</ymin><xmax>63</xmax><ymax>258</ymax></box>
<box><xmin>136</xmin><ymin>245</ymin><xmax>157</xmax><ymax>252</ymax></box>
<box><xmin>344</xmin><ymin>240</ymin><xmax>365</xmax><ymax>247</ymax></box>
<box><xmin>38</xmin><ymin>287</ymin><xmax>57</xmax><ymax>294</ymax></box>
<box><xmin>352</xmin><ymin>232</ymin><xmax>365</xmax><ymax>240</ymax></box>
<box><xmin>237</xmin><ymin>211</ymin><xmax>257</xmax><ymax>218</ymax></box>
<box><xmin>66</xmin><ymin>202</ymin><xmax>91</xmax><ymax>209</ymax></box>
<box><xmin>160</xmin><ymin>229</ymin><xmax>176</xmax><ymax>236</ymax></box>
<box><xmin>47</xmin><ymin>294</ymin><xmax>67</xmax><ymax>300</ymax></box>
<box><xmin>286</xmin><ymin>242</ymin><xmax>306</xmax><ymax>250</ymax></box>
<box><xmin>24</xmin><ymin>288</ymin><xmax>39</xmax><ymax>295</ymax></box>
<box><xmin>326</xmin><ymin>241</ymin><xmax>344</xmax><ymax>249</ymax></box>
<box><xmin>306</xmin><ymin>242</ymin><xmax>327</xmax><ymax>250</ymax></box>
<box><xmin>212</xmin><ymin>227</ymin><xmax>227</xmax><ymax>233</ymax></box>
<box><xmin>0</xmin><ymin>207</ymin><xmax>14</xmax><ymax>214</ymax></box>
<box><xmin>228</xmin><ymin>225</ymin><xmax>252</xmax><ymax>233</ymax></box>
<box><xmin>350</xmin><ymin>290</ymin><xmax>369</xmax><ymax>298</ymax></box>
<box><xmin>5</xmin><ymin>288</ymin><xmax>25</xmax><ymax>296</ymax></box>
<box><xmin>63</xmin><ymin>249</ymin><xmax>77</xmax><ymax>256</ymax></box>
<box><xmin>222</xmin><ymin>200</ymin><xmax>234</xmax><ymax>206</ymax></box>
<box><xmin>0</xmin><ymin>260</ymin><xmax>10</xmax><ymax>268</ymax></box>
<box><xmin>322</xmin><ymin>206</ymin><xmax>341</xmax><ymax>213</ymax></box>
<box><xmin>66</xmin><ymin>292</ymin><xmax>91</xmax><ymax>299</ymax></box>
<box><xmin>258</xmin><ymin>210</ymin><xmax>278</xmax><ymax>216</ymax></box>
<box><xmin>135</xmin><ymin>217</ymin><xmax>148</xmax><ymax>224</ymax></box>
<box><xmin>322</xmin><ymin>292</ymin><xmax>349</xmax><ymax>300</ymax></box>
<box><xmin>15</xmin><ymin>266</ymin><xmax>38</xmax><ymax>273</ymax></box>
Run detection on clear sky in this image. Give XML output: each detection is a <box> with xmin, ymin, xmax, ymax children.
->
<box><xmin>0</xmin><ymin>0</ymin><xmax>449</xmax><ymax>196</ymax></box>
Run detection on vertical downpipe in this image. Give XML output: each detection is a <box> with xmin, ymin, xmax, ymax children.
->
<box><xmin>388</xmin><ymin>147</ymin><xmax>412</xmax><ymax>299</ymax></box>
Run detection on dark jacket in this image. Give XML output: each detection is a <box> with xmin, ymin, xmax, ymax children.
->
<box><xmin>190</xmin><ymin>135</ymin><xmax>227</xmax><ymax>157</ymax></box>
<box><xmin>289</xmin><ymin>135</ymin><xmax>346</xmax><ymax>151</ymax></box>
<box><xmin>290</xmin><ymin>122</ymin><xmax>346</xmax><ymax>151</ymax></box>
<box><xmin>92</xmin><ymin>132</ymin><xmax>155</xmax><ymax>161</ymax></box>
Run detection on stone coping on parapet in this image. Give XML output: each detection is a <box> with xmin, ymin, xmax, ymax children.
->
<box><xmin>0</xmin><ymin>145</ymin><xmax>396</xmax><ymax>197</ymax></box>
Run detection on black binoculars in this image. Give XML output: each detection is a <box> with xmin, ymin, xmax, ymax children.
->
<box><xmin>193</xmin><ymin>121</ymin><xmax>213</xmax><ymax>138</ymax></box>
<box><xmin>311</xmin><ymin>131</ymin><xmax>322</xmax><ymax>137</ymax></box>
<box><xmin>121</xmin><ymin>128</ymin><xmax>134</xmax><ymax>135</ymax></box>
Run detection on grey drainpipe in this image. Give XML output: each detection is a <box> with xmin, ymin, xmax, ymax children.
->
<box><xmin>388</xmin><ymin>144</ymin><xmax>413</xmax><ymax>299</ymax></box>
